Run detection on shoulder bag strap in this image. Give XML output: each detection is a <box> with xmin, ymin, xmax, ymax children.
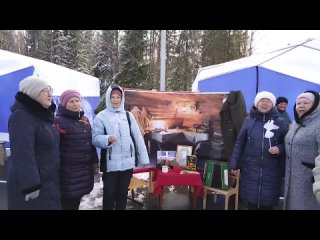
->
<box><xmin>126</xmin><ymin>111</ymin><xmax>138</xmax><ymax>166</ymax></box>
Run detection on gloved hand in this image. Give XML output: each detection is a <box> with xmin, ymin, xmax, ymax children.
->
<box><xmin>93</xmin><ymin>163</ymin><xmax>100</xmax><ymax>174</ymax></box>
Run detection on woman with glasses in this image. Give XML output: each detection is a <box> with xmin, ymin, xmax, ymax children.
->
<box><xmin>55</xmin><ymin>89</ymin><xmax>99</xmax><ymax>210</ymax></box>
<box><xmin>7</xmin><ymin>76</ymin><xmax>61</xmax><ymax>210</ymax></box>
<box><xmin>92</xmin><ymin>84</ymin><xmax>150</xmax><ymax>210</ymax></box>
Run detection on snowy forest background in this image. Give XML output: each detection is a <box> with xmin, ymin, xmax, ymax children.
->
<box><xmin>0</xmin><ymin>30</ymin><xmax>254</xmax><ymax>96</ymax></box>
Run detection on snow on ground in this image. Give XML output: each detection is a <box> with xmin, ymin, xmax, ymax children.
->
<box><xmin>79</xmin><ymin>172</ymin><xmax>149</xmax><ymax>210</ymax></box>
<box><xmin>79</xmin><ymin>178</ymin><xmax>103</xmax><ymax>210</ymax></box>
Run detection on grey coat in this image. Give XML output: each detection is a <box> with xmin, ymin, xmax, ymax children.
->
<box><xmin>313</xmin><ymin>155</ymin><xmax>320</xmax><ymax>204</ymax></box>
<box><xmin>284</xmin><ymin>104</ymin><xmax>320</xmax><ymax>210</ymax></box>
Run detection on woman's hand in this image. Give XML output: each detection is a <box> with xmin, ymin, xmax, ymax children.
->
<box><xmin>230</xmin><ymin>169</ymin><xmax>239</xmax><ymax>176</ymax></box>
<box><xmin>108</xmin><ymin>135</ymin><xmax>117</xmax><ymax>144</ymax></box>
<box><xmin>268</xmin><ymin>146</ymin><xmax>279</xmax><ymax>155</ymax></box>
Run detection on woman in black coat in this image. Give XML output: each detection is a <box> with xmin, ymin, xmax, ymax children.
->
<box><xmin>55</xmin><ymin>89</ymin><xmax>98</xmax><ymax>210</ymax></box>
<box><xmin>7</xmin><ymin>76</ymin><xmax>61</xmax><ymax>210</ymax></box>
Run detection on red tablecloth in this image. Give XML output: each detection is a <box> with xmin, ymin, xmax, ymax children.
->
<box><xmin>153</xmin><ymin>169</ymin><xmax>203</xmax><ymax>197</ymax></box>
<box><xmin>133</xmin><ymin>167</ymin><xmax>155</xmax><ymax>174</ymax></box>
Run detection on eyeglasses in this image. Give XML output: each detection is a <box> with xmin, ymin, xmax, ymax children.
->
<box><xmin>41</xmin><ymin>86</ymin><xmax>54</xmax><ymax>94</ymax></box>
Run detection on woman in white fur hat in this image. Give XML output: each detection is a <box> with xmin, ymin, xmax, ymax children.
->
<box><xmin>284</xmin><ymin>90</ymin><xmax>320</xmax><ymax>210</ymax></box>
<box><xmin>229</xmin><ymin>91</ymin><xmax>288</xmax><ymax>210</ymax></box>
<box><xmin>7</xmin><ymin>76</ymin><xmax>61</xmax><ymax>210</ymax></box>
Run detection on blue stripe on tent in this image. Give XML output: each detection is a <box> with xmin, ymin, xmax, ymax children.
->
<box><xmin>0</xmin><ymin>66</ymin><xmax>34</xmax><ymax>145</ymax></box>
<box><xmin>53</xmin><ymin>96</ymin><xmax>100</xmax><ymax>125</ymax></box>
<box><xmin>258</xmin><ymin>67</ymin><xmax>320</xmax><ymax>120</ymax></box>
<box><xmin>197</xmin><ymin>66</ymin><xmax>320</xmax><ymax>121</ymax></box>
<box><xmin>198</xmin><ymin>67</ymin><xmax>258</xmax><ymax>111</ymax></box>
<box><xmin>83</xmin><ymin>96</ymin><xmax>100</xmax><ymax>123</ymax></box>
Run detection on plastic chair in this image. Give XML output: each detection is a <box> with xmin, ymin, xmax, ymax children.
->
<box><xmin>203</xmin><ymin>169</ymin><xmax>240</xmax><ymax>210</ymax></box>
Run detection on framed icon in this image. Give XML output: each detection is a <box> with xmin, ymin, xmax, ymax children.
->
<box><xmin>186</xmin><ymin>155</ymin><xmax>197</xmax><ymax>171</ymax></box>
<box><xmin>176</xmin><ymin>145</ymin><xmax>193</xmax><ymax>167</ymax></box>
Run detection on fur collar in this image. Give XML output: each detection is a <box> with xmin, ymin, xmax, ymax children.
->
<box><xmin>14</xmin><ymin>92</ymin><xmax>56</xmax><ymax>123</ymax></box>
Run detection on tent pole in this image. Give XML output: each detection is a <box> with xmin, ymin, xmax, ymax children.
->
<box><xmin>160</xmin><ymin>30</ymin><xmax>166</xmax><ymax>91</ymax></box>
<box><xmin>255</xmin><ymin>66</ymin><xmax>259</xmax><ymax>93</ymax></box>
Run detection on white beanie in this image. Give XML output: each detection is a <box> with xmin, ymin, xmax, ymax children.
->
<box><xmin>254</xmin><ymin>91</ymin><xmax>276</xmax><ymax>108</ymax></box>
<box><xmin>296</xmin><ymin>92</ymin><xmax>315</xmax><ymax>104</ymax></box>
<box><xmin>19</xmin><ymin>76</ymin><xmax>50</xmax><ymax>100</ymax></box>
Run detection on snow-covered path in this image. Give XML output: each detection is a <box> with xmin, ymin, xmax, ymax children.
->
<box><xmin>79</xmin><ymin>173</ymin><xmax>149</xmax><ymax>210</ymax></box>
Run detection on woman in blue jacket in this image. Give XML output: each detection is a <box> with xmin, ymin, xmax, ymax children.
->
<box><xmin>229</xmin><ymin>91</ymin><xmax>288</xmax><ymax>210</ymax></box>
<box><xmin>92</xmin><ymin>84</ymin><xmax>149</xmax><ymax>210</ymax></box>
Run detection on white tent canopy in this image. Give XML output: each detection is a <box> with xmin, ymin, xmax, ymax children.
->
<box><xmin>192</xmin><ymin>38</ymin><xmax>320</xmax><ymax>120</ymax></box>
<box><xmin>0</xmin><ymin>49</ymin><xmax>100</xmax><ymax>97</ymax></box>
<box><xmin>192</xmin><ymin>38</ymin><xmax>320</xmax><ymax>91</ymax></box>
<box><xmin>0</xmin><ymin>49</ymin><xmax>100</xmax><ymax>139</ymax></box>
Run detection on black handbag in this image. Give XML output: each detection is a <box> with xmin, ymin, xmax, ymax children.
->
<box><xmin>100</xmin><ymin>127</ymin><xmax>108</xmax><ymax>173</ymax></box>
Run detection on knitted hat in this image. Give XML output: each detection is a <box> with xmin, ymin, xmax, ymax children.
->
<box><xmin>19</xmin><ymin>76</ymin><xmax>50</xmax><ymax>100</ymax></box>
<box><xmin>254</xmin><ymin>91</ymin><xmax>276</xmax><ymax>108</ymax></box>
<box><xmin>296</xmin><ymin>92</ymin><xmax>315</xmax><ymax>104</ymax></box>
<box><xmin>294</xmin><ymin>90</ymin><xmax>320</xmax><ymax>124</ymax></box>
<box><xmin>110</xmin><ymin>88</ymin><xmax>122</xmax><ymax>99</ymax></box>
<box><xmin>60</xmin><ymin>89</ymin><xmax>82</xmax><ymax>107</ymax></box>
<box><xmin>276</xmin><ymin>97</ymin><xmax>288</xmax><ymax>105</ymax></box>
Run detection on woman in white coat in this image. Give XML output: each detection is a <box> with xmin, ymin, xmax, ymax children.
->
<box><xmin>92</xmin><ymin>84</ymin><xmax>149</xmax><ymax>210</ymax></box>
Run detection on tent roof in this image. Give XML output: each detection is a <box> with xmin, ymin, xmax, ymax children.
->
<box><xmin>192</xmin><ymin>38</ymin><xmax>320</xmax><ymax>91</ymax></box>
<box><xmin>0</xmin><ymin>49</ymin><xmax>100</xmax><ymax>97</ymax></box>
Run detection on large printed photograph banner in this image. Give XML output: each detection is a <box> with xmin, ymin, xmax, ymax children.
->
<box><xmin>124</xmin><ymin>90</ymin><xmax>228</xmax><ymax>169</ymax></box>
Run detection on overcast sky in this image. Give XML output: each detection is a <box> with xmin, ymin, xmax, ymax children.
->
<box><xmin>252</xmin><ymin>30</ymin><xmax>320</xmax><ymax>54</ymax></box>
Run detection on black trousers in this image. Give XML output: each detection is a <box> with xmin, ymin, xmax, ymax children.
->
<box><xmin>102</xmin><ymin>169</ymin><xmax>133</xmax><ymax>210</ymax></box>
<box><xmin>61</xmin><ymin>197</ymin><xmax>81</xmax><ymax>210</ymax></box>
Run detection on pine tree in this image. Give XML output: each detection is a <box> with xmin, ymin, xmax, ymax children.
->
<box><xmin>201</xmin><ymin>30</ymin><xmax>253</xmax><ymax>66</ymax></box>
<box><xmin>93</xmin><ymin>30</ymin><xmax>120</xmax><ymax>96</ymax></box>
<box><xmin>51</xmin><ymin>30</ymin><xmax>72</xmax><ymax>68</ymax></box>
<box><xmin>25</xmin><ymin>30</ymin><xmax>53</xmax><ymax>61</ymax></box>
<box><xmin>74</xmin><ymin>30</ymin><xmax>95</xmax><ymax>75</ymax></box>
<box><xmin>0</xmin><ymin>30</ymin><xmax>18</xmax><ymax>52</ymax></box>
<box><xmin>166</xmin><ymin>30</ymin><xmax>202</xmax><ymax>91</ymax></box>
<box><xmin>115</xmin><ymin>30</ymin><xmax>149</xmax><ymax>89</ymax></box>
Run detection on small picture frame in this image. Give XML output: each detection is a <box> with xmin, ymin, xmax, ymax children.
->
<box><xmin>186</xmin><ymin>155</ymin><xmax>197</xmax><ymax>171</ymax></box>
<box><xmin>176</xmin><ymin>145</ymin><xmax>193</xmax><ymax>167</ymax></box>
<box><xmin>157</xmin><ymin>151</ymin><xmax>166</xmax><ymax>163</ymax></box>
<box><xmin>157</xmin><ymin>151</ymin><xmax>176</xmax><ymax>163</ymax></box>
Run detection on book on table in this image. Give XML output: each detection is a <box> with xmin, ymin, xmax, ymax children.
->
<box><xmin>186</xmin><ymin>155</ymin><xmax>197</xmax><ymax>171</ymax></box>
